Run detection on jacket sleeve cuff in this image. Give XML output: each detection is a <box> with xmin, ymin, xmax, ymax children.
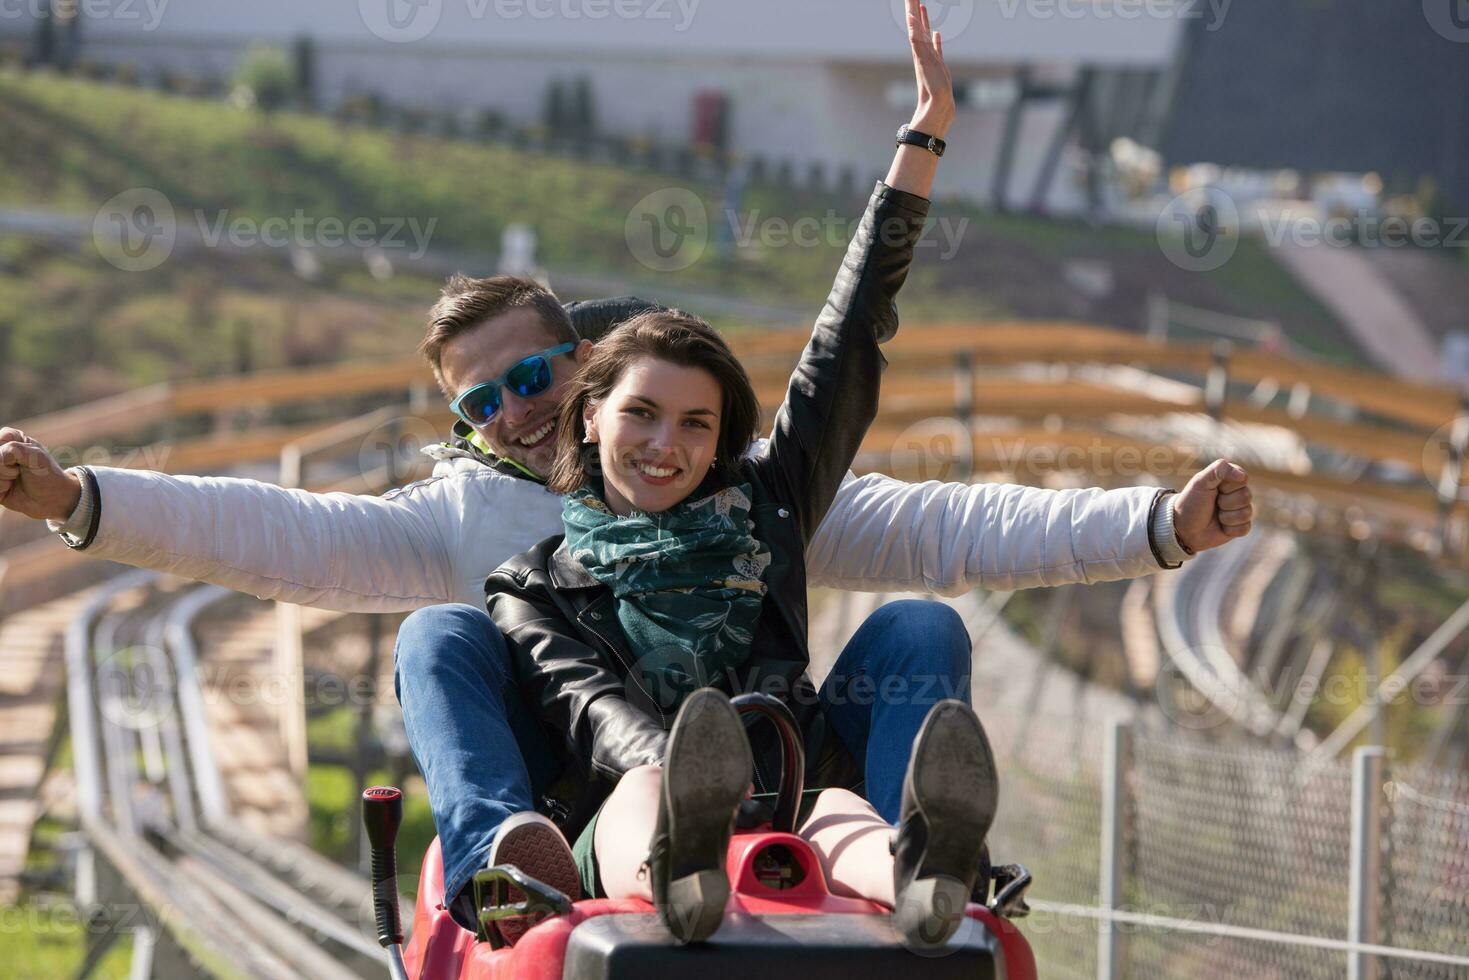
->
<box><xmin>1147</xmin><ymin>489</ymin><xmax>1193</xmax><ymax>569</ymax></box>
<box><xmin>46</xmin><ymin>466</ymin><xmax>101</xmax><ymax>550</ymax></box>
<box><xmin>586</xmin><ymin>696</ymin><xmax>669</xmax><ymax>774</ymax></box>
<box><xmin>871</xmin><ymin>180</ymin><xmax>932</xmax><ymax>219</ymax></box>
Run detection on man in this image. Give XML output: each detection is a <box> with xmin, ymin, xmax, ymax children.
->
<box><xmin>0</xmin><ymin>271</ymin><xmax>1253</xmax><ymax>927</ymax></box>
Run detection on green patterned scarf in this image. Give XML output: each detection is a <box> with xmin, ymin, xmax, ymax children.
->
<box><xmin>561</xmin><ymin>483</ymin><xmax>771</xmax><ymax>710</ymax></box>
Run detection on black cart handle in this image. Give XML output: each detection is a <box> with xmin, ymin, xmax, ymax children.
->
<box><xmin>730</xmin><ymin>693</ymin><xmax>806</xmax><ymax>834</ymax></box>
<box><xmin>362</xmin><ymin>786</ymin><xmax>405</xmax><ymax>948</ymax></box>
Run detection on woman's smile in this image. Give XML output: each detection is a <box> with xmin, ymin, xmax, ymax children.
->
<box><xmin>633</xmin><ymin>458</ymin><xmax>683</xmax><ymax>485</ymax></box>
<box><xmin>588</xmin><ymin>357</ymin><xmax>724</xmax><ymax>515</ymax></box>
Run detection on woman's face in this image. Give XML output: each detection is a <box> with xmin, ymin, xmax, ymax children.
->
<box><xmin>585</xmin><ymin>356</ymin><xmax>723</xmax><ymax>515</ymax></box>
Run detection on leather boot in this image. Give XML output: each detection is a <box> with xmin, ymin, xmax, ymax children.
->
<box><xmin>891</xmin><ymin>699</ymin><xmax>998</xmax><ymax>950</ymax></box>
<box><xmin>646</xmin><ymin>687</ymin><xmax>752</xmax><ymax>944</ymax></box>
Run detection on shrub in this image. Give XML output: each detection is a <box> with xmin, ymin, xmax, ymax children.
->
<box><xmin>231</xmin><ymin>42</ymin><xmax>295</xmax><ymax>115</ymax></box>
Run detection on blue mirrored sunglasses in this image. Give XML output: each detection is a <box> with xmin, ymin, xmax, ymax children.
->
<box><xmin>449</xmin><ymin>343</ymin><xmax>576</xmax><ymax>424</ymax></box>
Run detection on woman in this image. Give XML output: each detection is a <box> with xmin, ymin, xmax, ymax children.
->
<box><xmin>483</xmin><ymin>4</ymin><xmax>989</xmax><ymax>946</ymax></box>
<box><xmin>487</xmin><ymin>301</ymin><xmax>998</xmax><ymax>947</ymax></box>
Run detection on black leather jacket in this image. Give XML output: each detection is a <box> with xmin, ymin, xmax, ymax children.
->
<box><xmin>485</xmin><ymin>182</ymin><xmax>931</xmax><ymax>829</ymax></box>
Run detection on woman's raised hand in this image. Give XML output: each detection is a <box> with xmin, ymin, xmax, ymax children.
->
<box><xmin>884</xmin><ymin>0</ymin><xmax>954</xmax><ymax>197</ymax></box>
<box><xmin>904</xmin><ymin>0</ymin><xmax>955</xmax><ymax>138</ymax></box>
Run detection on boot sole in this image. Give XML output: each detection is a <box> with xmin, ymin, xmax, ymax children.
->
<box><xmin>897</xmin><ymin>701</ymin><xmax>999</xmax><ymax>948</ymax></box>
<box><xmin>661</xmin><ymin>690</ymin><xmax>752</xmax><ymax>943</ymax></box>
<box><xmin>486</xmin><ymin>813</ymin><xmax>581</xmax><ymax>945</ymax></box>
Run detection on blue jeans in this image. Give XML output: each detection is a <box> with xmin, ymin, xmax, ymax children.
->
<box><xmin>393</xmin><ymin>604</ymin><xmax>563</xmax><ymax>910</ymax></box>
<box><xmin>816</xmin><ymin>599</ymin><xmax>972</xmax><ymax>823</ymax></box>
<box><xmin>393</xmin><ymin>599</ymin><xmax>970</xmax><ymax>908</ymax></box>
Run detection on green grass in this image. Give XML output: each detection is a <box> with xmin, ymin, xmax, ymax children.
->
<box><xmin>0</xmin><ymin>900</ymin><xmax>133</xmax><ymax>980</ymax></box>
<box><xmin>306</xmin><ymin>707</ymin><xmax>437</xmax><ymax>879</ymax></box>
<box><xmin>0</xmin><ymin>68</ymin><xmax>842</xmax><ymax>306</ymax></box>
<box><xmin>0</xmin><ymin>67</ymin><xmax>1369</xmax><ymax>421</ymax></box>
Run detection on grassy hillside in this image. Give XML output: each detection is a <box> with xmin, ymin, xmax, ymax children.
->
<box><xmin>0</xmin><ymin>67</ymin><xmax>1362</xmax><ymax>423</ymax></box>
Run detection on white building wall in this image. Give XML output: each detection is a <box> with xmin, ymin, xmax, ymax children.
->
<box><xmin>4</xmin><ymin>0</ymin><xmax>1186</xmax><ymax>65</ymax></box>
<box><xmin>3</xmin><ymin>0</ymin><xmax>1186</xmax><ymax>206</ymax></box>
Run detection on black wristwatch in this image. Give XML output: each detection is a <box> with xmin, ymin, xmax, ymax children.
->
<box><xmin>896</xmin><ymin>124</ymin><xmax>946</xmax><ymax>157</ymax></box>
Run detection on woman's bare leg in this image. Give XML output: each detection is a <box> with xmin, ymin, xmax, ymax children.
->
<box><xmin>797</xmin><ymin>788</ymin><xmax>896</xmax><ymax>907</ymax></box>
<box><xmin>593</xmin><ymin>764</ymin><xmax>662</xmax><ymax>901</ymax></box>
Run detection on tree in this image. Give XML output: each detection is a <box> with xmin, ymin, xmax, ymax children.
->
<box><xmin>231</xmin><ymin>43</ymin><xmax>296</xmax><ymax>116</ymax></box>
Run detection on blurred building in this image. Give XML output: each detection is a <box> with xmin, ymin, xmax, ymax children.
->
<box><xmin>1</xmin><ymin>0</ymin><xmax>1189</xmax><ymax>211</ymax></box>
<box><xmin>1161</xmin><ymin>0</ymin><xmax>1469</xmax><ymax>212</ymax></box>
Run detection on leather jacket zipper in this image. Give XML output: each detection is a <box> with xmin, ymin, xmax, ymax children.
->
<box><xmin>576</xmin><ymin>601</ymin><xmax>670</xmax><ymax>727</ymax></box>
<box><xmin>578</xmin><ymin>601</ymin><xmax>773</xmax><ymax>791</ymax></box>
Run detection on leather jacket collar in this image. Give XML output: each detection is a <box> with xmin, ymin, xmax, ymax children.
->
<box><xmin>549</xmin><ymin>539</ymin><xmax>601</xmax><ymax>591</ymax></box>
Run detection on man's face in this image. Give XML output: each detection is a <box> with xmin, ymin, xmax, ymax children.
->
<box><xmin>439</xmin><ymin>308</ymin><xmax>591</xmax><ymax>477</ymax></box>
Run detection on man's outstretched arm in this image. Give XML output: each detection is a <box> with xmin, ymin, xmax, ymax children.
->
<box><xmin>1</xmin><ymin>427</ymin><xmax>462</xmax><ymax>611</ymax></box>
<box><xmin>0</xmin><ymin>300</ymin><xmax>659</xmax><ymax>611</ymax></box>
<box><xmin>806</xmin><ymin>461</ymin><xmax>1253</xmax><ymax>595</ymax></box>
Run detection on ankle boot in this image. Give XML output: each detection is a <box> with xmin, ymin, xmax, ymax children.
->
<box><xmin>891</xmin><ymin>699</ymin><xmax>999</xmax><ymax>950</ymax></box>
<box><xmin>646</xmin><ymin>688</ymin><xmax>752</xmax><ymax>944</ymax></box>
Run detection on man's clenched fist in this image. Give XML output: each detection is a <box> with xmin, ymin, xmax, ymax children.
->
<box><xmin>0</xmin><ymin>428</ymin><xmax>82</xmax><ymax>522</ymax></box>
<box><xmin>1173</xmin><ymin>458</ymin><xmax>1253</xmax><ymax>554</ymax></box>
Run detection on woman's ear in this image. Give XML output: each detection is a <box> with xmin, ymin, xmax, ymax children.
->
<box><xmin>583</xmin><ymin>401</ymin><xmax>600</xmax><ymax>444</ymax></box>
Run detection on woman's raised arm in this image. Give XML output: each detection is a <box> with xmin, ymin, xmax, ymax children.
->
<box><xmin>884</xmin><ymin>0</ymin><xmax>955</xmax><ymax>200</ymax></box>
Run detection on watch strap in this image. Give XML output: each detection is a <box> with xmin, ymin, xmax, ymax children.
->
<box><xmin>896</xmin><ymin>124</ymin><xmax>946</xmax><ymax>157</ymax></box>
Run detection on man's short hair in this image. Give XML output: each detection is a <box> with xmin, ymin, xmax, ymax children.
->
<box><xmin>419</xmin><ymin>274</ymin><xmax>577</xmax><ymax>395</ymax></box>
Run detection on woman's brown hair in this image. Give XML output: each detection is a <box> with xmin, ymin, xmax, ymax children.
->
<box><xmin>546</xmin><ymin>310</ymin><xmax>761</xmax><ymax>495</ymax></box>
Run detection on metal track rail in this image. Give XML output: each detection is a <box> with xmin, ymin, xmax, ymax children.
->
<box><xmin>67</xmin><ymin>574</ymin><xmax>386</xmax><ymax>978</ymax></box>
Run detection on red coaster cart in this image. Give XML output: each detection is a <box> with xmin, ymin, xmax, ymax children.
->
<box><xmin>362</xmin><ymin>694</ymin><xmax>1035</xmax><ymax>980</ymax></box>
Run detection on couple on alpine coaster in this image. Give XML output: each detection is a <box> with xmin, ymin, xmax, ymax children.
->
<box><xmin>0</xmin><ymin>0</ymin><xmax>1254</xmax><ymax>953</ymax></box>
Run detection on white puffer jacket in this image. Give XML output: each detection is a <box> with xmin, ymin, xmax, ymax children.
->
<box><xmin>59</xmin><ymin>450</ymin><xmax>1172</xmax><ymax>611</ymax></box>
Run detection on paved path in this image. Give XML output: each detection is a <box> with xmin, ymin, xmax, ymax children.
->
<box><xmin>1269</xmin><ymin>239</ymin><xmax>1442</xmax><ymax>382</ymax></box>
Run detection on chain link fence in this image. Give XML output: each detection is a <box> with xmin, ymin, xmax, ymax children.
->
<box><xmin>815</xmin><ymin>592</ymin><xmax>1469</xmax><ymax>978</ymax></box>
<box><xmin>984</xmin><ymin>712</ymin><xmax>1469</xmax><ymax>979</ymax></box>
<box><xmin>984</xmin><ymin>700</ymin><xmax>1106</xmax><ymax>977</ymax></box>
<box><xmin>1382</xmin><ymin>767</ymin><xmax>1469</xmax><ymax>979</ymax></box>
<box><xmin>1127</xmin><ymin>736</ymin><xmax>1354</xmax><ymax>979</ymax></box>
